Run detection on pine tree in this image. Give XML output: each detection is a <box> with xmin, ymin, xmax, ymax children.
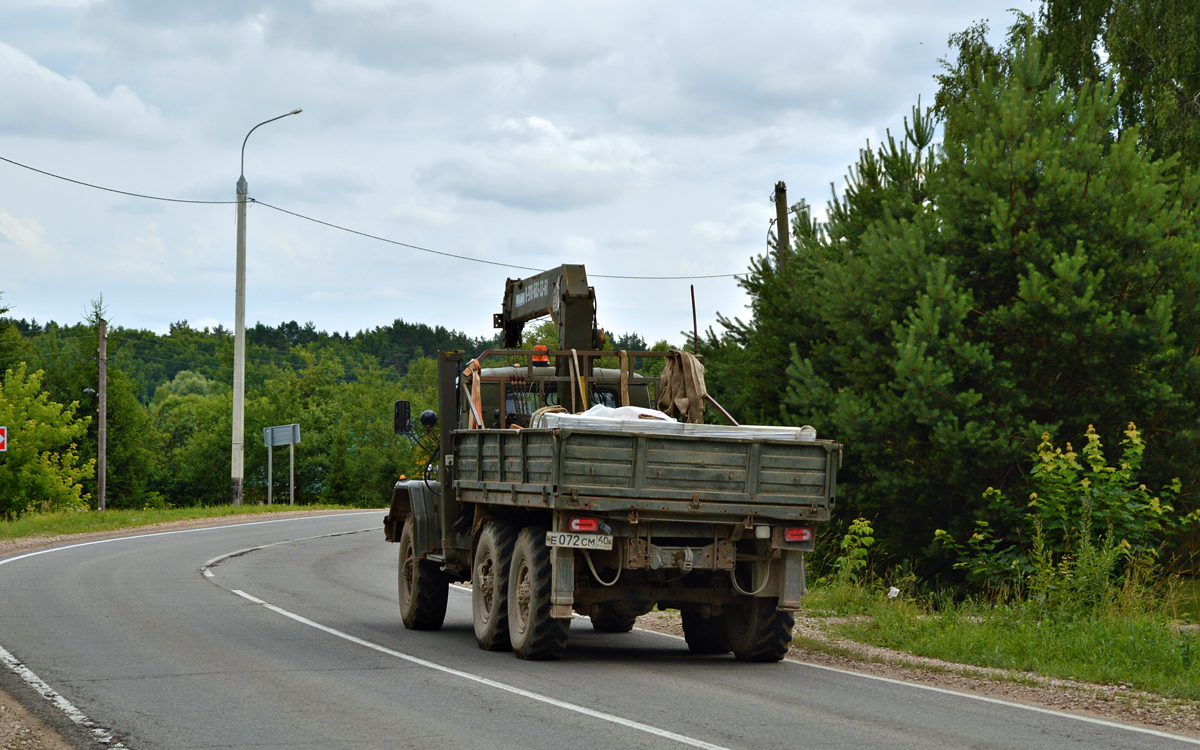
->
<box><xmin>717</xmin><ymin>30</ymin><xmax>1200</xmax><ymax>569</ymax></box>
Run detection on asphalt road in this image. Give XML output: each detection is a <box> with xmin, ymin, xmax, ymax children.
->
<box><xmin>0</xmin><ymin>512</ymin><xmax>1195</xmax><ymax>750</ymax></box>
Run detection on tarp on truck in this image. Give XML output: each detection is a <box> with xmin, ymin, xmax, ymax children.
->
<box><xmin>534</xmin><ymin>404</ymin><xmax>818</xmax><ymax>442</ymax></box>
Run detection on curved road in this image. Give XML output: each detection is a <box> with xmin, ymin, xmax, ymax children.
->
<box><xmin>0</xmin><ymin>512</ymin><xmax>1194</xmax><ymax>750</ymax></box>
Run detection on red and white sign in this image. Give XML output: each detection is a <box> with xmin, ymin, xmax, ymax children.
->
<box><xmin>0</xmin><ymin>426</ymin><xmax>7</xmax><ymax>452</ymax></box>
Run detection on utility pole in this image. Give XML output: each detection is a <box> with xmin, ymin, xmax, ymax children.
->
<box><xmin>774</xmin><ymin>181</ymin><xmax>790</xmax><ymax>253</ymax></box>
<box><xmin>98</xmin><ymin>317</ymin><xmax>107</xmax><ymax>511</ymax></box>
<box><xmin>231</xmin><ymin>108</ymin><xmax>302</xmax><ymax>506</ymax></box>
<box><xmin>232</xmin><ymin>170</ymin><xmax>248</xmax><ymax>506</ymax></box>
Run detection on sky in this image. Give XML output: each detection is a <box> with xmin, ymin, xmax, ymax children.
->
<box><xmin>0</xmin><ymin>0</ymin><xmax>1035</xmax><ymax>345</ymax></box>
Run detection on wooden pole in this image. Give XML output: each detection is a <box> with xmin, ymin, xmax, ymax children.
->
<box><xmin>97</xmin><ymin>318</ymin><xmax>107</xmax><ymax>511</ymax></box>
<box><xmin>774</xmin><ymin>181</ymin><xmax>790</xmax><ymax>253</ymax></box>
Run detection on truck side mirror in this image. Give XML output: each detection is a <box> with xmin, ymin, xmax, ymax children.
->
<box><xmin>394</xmin><ymin>400</ymin><xmax>411</xmax><ymax>435</ymax></box>
<box><xmin>420</xmin><ymin>410</ymin><xmax>438</xmax><ymax>429</ymax></box>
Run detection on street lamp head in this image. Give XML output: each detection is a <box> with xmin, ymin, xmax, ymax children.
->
<box><xmin>239</xmin><ymin>108</ymin><xmax>304</xmax><ymax>184</ymax></box>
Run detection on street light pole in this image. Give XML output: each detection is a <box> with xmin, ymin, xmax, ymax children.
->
<box><xmin>232</xmin><ymin>108</ymin><xmax>302</xmax><ymax>506</ymax></box>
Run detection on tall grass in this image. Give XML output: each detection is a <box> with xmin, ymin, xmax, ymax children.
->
<box><xmin>1174</xmin><ymin>576</ymin><xmax>1200</xmax><ymax>623</ymax></box>
<box><xmin>816</xmin><ymin>589</ymin><xmax>1199</xmax><ymax>700</ymax></box>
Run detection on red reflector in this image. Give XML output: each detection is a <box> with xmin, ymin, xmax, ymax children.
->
<box><xmin>784</xmin><ymin>527</ymin><xmax>813</xmax><ymax>542</ymax></box>
<box><xmin>569</xmin><ymin>517</ymin><xmax>599</xmax><ymax>532</ymax></box>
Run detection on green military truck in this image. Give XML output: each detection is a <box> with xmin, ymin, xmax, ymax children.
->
<box><xmin>383</xmin><ymin>265</ymin><xmax>840</xmax><ymax>661</ymax></box>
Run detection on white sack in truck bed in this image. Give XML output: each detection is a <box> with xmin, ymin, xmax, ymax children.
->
<box><xmin>532</xmin><ymin>404</ymin><xmax>817</xmax><ymax>441</ymax></box>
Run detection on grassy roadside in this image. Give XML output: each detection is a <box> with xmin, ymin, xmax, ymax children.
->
<box><xmin>800</xmin><ymin>581</ymin><xmax>1199</xmax><ymax>701</ymax></box>
<box><xmin>0</xmin><ymin>504</ymin><xmax>365</xmax><ymax>541</ymax></box>
<box><xmin>1177</xmin><ymin>576</ymin><xmax>1200</xmax><ymax>622</ymax></box>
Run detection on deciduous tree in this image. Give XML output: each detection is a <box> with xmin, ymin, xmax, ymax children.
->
<box><xmin>0</xmin><ymin>364</ymin><xmax>94</xmax><ymax>518</ymax></box>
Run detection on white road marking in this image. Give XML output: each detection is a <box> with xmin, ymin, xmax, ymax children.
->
<box><xmin>789</xmin><ymin>658</ymin><xmax>1200</xmax><ymax>746</ymax></box>
<box><xmin>0</xmin><ymin>511</ymin><xmax>380</xmax><ymax>570</ymax></box>
<box><xmin>5</xmin><ymin>515</ymin><xmax>1194</xmax><ymax>748</ymax></box>
<box><xmin>0</xmin><ymin>644</ymin><xmax>128</xmax><ymax>749</ymax></box>
<box><xmin>231</xmin><ymin>589</ymin><xmax>735</xmax><ymax>750</ymax></box>
<box><xmin>0</xmin><ymin>511</ymin><xmax>379</xmax><ymax>746</ymax></box>
<box><xmin>198</xmin><ymin>528</ymin><xmax>373</xmax><ymax>578</ymax></box>
<box><xmin>631</xmin><ymin>627</ymin><xmax>1200</xmax><ymax>746</ymax></box>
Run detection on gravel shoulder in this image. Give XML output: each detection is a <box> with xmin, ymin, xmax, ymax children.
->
<box><xmin>0</xmin><ymin>690</ymin><xmax>74</xmax><ymax>750</ymax></box>
<box><xmin>636</xmin><ymin>610</ymin><xmax>1200</xmax><ymax>740</ymax></box>
<box><xmin>3</xmin><ymin>512</ymin><xmax>1195</xmax><ymax>747</ymax></box>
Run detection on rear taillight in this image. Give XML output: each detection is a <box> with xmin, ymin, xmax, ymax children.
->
<box><xmin>569</xmin><ymin>517</ymin><xmax>599</xmax><ymax>532</ymax></box>
<box><xmin>784</xmin><ymin>527</ymin><xmax>813</xmax><ymax>542</ymax></box>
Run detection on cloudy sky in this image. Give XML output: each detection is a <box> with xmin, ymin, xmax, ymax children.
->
<box><xmin>0</xmin><ymin>0</ymin><xmax>1033</xmax><ymax>344</ymax></box>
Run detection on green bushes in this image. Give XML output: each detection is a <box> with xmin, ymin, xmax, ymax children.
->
<box><xmin>803</xmin><ymin>425</ymin><xmax>1200</xmax><ymax>699</ymax></box>
<box><xmin>935</xmin><ymin>423</ymin><xmax>1199</xmax><ymax>611</ymax></box>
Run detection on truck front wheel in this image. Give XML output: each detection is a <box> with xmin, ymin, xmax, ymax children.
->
<box><xmin>398</xmin><ymin>517</ymin><xmax>449</xmax><ymax>630</ymax></box>
<box><xmin>508</xmin><ymin>526</ymin><xmax>570</xmax><ymax>660</ymax></box>
<box><xmin>724</xmin><ymin>597</ymin><xmax>794</xmax><ymax>662</ymax></box>
<box><xmin>473</xmin><ymin>520</ymin><xmax>517</xmax><ymax>651</ymax></box>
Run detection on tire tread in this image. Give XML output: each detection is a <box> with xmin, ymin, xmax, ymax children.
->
<box><xmin>510</xmin><ymin>526</ymin><xmax>570</xmax><ymax>660</ymax></box>
<box><xmin>399</xmin><ymin>518</ymin><xmax>449</xmax><ymax>630</ymax></box>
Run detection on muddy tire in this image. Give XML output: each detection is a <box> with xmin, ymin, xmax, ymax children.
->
<box><xmin>472</xmin><ymin>520</ymin><xmax>517</xmax><ymax>651</ymax></box>
<box><xmin>682</xmin><ymin>609</ymin><xmax>731</xmax><ymax>654</ymax></box>
<box><xmin>508</xmin><ymin>526</ymin><xmax>570</xmax><ymax>660</ymax></box>
<box><xmin>398</xmin><ymin>517</ymin><xmax>449</xmax><ymax>630</ymax></box>
<box><xmin>591</xmin><ymin>603</ymin><xmax>649</xmax><ymax>633</ymax></box>
<box><xmin>724</xmin><ymin>597</ymin><xmax>794</xmax><ymax>662</ymax></box>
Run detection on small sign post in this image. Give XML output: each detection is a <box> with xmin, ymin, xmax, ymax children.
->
<box><xmin>263</xmin><ymin>424</ymin><xmax>301</xmax><ymax>505</ymax></box>
<box><xmin>0</xmin><ymin>426</ymin><xmax>7</xmax><ymax>452</ymax></box>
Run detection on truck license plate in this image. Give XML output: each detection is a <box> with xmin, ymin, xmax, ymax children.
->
<box><xmin>545</xmin><ymin>532</ymin><xmax>613</xmax><ymax>550</ymax></box>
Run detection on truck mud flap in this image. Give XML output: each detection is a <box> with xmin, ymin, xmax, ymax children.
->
<box><xmin>387</xmin><ymin>480</ymin><xmax>443</xmax><ymax>556</ymax></box>
<box><xmin>550</xmin><ymin>546</ymin><xmax>575</xmax><ymax>618</ymax></box>
<box><xmin>778</xmin><ymin>551</ymin><xmax>806</xmax><ymax>610</ymax></box>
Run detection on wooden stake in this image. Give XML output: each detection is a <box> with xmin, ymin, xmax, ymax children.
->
<box><xmin>774</xmin><ymin>181</ymin><xmax>789</xmax><ymax>253</ymax></box>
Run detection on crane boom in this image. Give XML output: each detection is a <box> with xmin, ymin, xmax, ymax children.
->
<box><xmin>493</xmin><ymin>264</ymin><xmax>596</xmax><ymax>357</ymax></box>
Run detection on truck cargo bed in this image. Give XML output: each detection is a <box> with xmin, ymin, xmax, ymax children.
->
<box><xmin>453</xmin><ymin>428</ymin><xmax>838</xmax><ymax>521</ymax></box>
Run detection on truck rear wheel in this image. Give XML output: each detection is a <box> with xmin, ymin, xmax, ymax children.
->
<box><xmin>398</xmin><ymin>517</ymin><xmax>449</xmax><ymax>630</ymax></box>
<box><xmin>724</xmin><ymin>597</ymin><xmax>794</xmax><ymax>662</ymax></box>
<box><xmin>508</xmin><ymin>526</ymin><xmax>570</xmax><ymax>660</ymax></box>
<box><xmin>472</xmin><ymin>520</ymin><xmax>517</xmax><ymax>651</ymax></box>
<box><xmin>590</xmin><ymin>603</ymin><xmax>650</xmax><ymax>633</ymax></box>
<box><xmin>682</xmin><ymin>609</ymin><xmax>731</xmax><ymax>654</ymax></box>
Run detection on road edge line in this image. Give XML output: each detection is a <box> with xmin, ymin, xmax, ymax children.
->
<box><xmin>629</xmin><ymin>624</ymin><xmax>1200</xmax><ymax>746</ymax></box>
<box><xmin>0</xmin><ymin>644</ymin><xmax>127</xmax><ymax>749</ymax></box>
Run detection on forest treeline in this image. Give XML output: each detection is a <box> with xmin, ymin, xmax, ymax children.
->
<box><xmin>4</xmin><ymin>1</ymin><xmax>1200</xmax><ymax>585</ymax></box>
<box><xmin>0</xmin><ymin>309</ymin><xmax>656</xmax><ymax>516</ymax></box>
<box><xmin>0</xmin><ymin>313</ymin><xmax>489</xmax><ymax>513</ymax></box>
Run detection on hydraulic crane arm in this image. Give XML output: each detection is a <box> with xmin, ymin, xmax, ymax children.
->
<box><xmin>493</xmin><ymin>264</ymin><xmax>596</xmax><ymax>351</ymax></box>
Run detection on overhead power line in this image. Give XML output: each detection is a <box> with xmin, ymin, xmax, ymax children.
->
<box><xmin>252</xmin><ymin>200</ymin><xmax>544</xmax><ymax>273</ymax></box>
<box><xmin>0</xmin><ymin>155</ymin><xmax>236</xmax><ymax>205</ymax></box>
<box><xmin>2</xmin><ymin>153</ymin><xmax>744</xmax><ymax>279</ymax></box>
